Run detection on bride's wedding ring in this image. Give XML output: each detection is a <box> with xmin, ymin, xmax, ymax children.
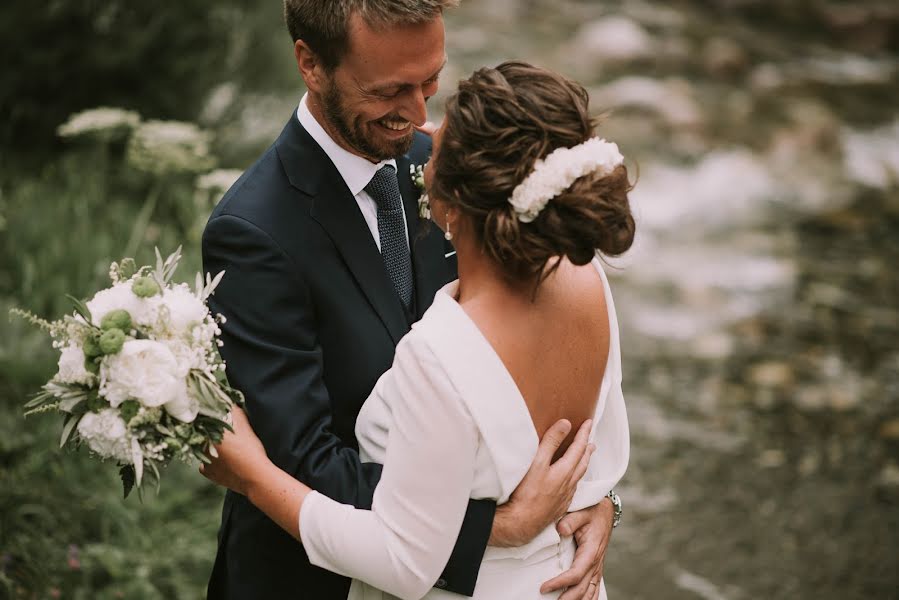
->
<box><xmin>588</xmin><ymin>580</ymin><xmax>598</xmax><ymax>587</ymax></box>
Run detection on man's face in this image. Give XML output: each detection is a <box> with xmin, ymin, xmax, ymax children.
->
<box><xmin>320</xmin><ymin>12</ymin><xmax>447</xmax><ymax>161</ymax></box>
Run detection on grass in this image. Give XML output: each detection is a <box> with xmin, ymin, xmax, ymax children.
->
<box><xmin>0</xmin><ymin>136</ymin><xmax>224</xmax><ymax>599</ymax></box>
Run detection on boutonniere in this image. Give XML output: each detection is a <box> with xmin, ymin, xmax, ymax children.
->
<box><xmin>409</xmin><ymin>163</ymin><xmax>430</xmax><ymax>219</ymax></box>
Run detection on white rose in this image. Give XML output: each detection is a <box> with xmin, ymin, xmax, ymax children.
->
<box><xmin>86</xmin><ymin>282</ymin><xmax>151</xmax><ymax>328</ymax></box>
<box><xmin>100</xmin><ymin>340</ymin><xmax>187</xmax><ymax>409</ymax></box>
<box><xmin>150</xmin><ymin>283</ymin><xmax>208</xmax><ymax>335</ymax></box>
<box><xmin>76</xmin><ymin>409</ymin><xmax>133</xmax><ymax>462</ymax></box>
<box><xmin>55</xmin><ymin>343</ymin><xmax>94</xmax><ymax>386</ymax></box>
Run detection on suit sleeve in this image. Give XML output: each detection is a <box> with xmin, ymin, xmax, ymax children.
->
<box><xmin>204</xmin><ymin>213</ymin><xmax>494</xmax><ymax>595</ymax></box>
<box><xmin>204</xmin><ymin>213</ymin><xmax>382</xmax><ymax>506</ymax></box>
<box><xmin>299</xmin><ymin>335</ymin><xmax>479</xmax><ymax>600</ymax></box>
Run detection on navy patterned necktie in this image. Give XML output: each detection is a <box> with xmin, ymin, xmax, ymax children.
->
<box><xmin>365</xmin><ymin>165</ymin><xmax>414</xmax><ymax>309</ymax></box>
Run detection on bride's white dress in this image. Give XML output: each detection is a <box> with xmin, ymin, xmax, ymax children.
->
<box><xmin>299</xmin><ymin>257</ymin><xmax>629</xmax><ymax>600</ymax></box>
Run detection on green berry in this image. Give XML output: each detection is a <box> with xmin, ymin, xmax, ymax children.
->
<box><xmin>83</xmin><ymin>335</ymin><xmax>103</xmax><ymax>359</ymax></box>
<box><xmin>84</xmin><ymin>356</ymin><xmax>100</xmax><ymax>374</ymax></box>
<box><xmin>99</xmin><ymin>328</ymin><xmax>126</xmax><ymax>355</ymax></box>
<box><xmin>132</xmin><ymin>276</ymin><xmax>161</xmax><ymax>298</ymax></box>
<box><xmin>101</xmin><ymin>309</ymin><xmax>132</xmax><ymax>332</ymax></box>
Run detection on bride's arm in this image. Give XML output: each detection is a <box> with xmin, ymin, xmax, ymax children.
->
<box><xmin>296</xmin><ymin>335</ymin><xmax>478</xmax><ymax>599</ymax></box>
<box><xmin>202</xmin><ymin>334</ymin><xmax>478</xmax><ymax>600</ymax></box>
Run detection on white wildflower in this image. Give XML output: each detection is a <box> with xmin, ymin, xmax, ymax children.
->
<box><xmin>126</xmin><ymin>120</ymin><xmax>216</xmax><ymax>176</ymax></box>
<box><xmin>57</xmin><ymin>107</ymin><xmax>141</xmax><ymax>143</ymax></box>
<box><xmin>77</xmin><ymin>409</ymin><xmax>134</xmax><ymax>462</ymax></box>
<box><xmin>195</xmin><ymin>169</ymin><xmax>242</xmax><ymax>206</ymax></box>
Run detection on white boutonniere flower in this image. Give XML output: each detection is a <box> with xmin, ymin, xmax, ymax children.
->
<box><xmin>409</xmin><ymin>163</ymin><xmax>430</xmax><ymax>219</ymax></box>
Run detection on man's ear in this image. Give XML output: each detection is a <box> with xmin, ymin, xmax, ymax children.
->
<box><xmin>294</xmin><ymin>40</ymin><xmax>326</xmax><ymax>94</ymax></box>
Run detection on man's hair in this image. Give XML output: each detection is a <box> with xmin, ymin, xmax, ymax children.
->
<box><xmin>284</xmin><ymin>0</ymin><xmax>458</xmax><ymax>70</ymax></box>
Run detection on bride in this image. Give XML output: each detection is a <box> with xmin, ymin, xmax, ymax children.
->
<box><xmin>202</xmin><ymin>60</ymin><xmax>634</xmax><ymax>599</ymax></box>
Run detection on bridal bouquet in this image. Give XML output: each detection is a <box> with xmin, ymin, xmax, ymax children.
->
<box><xmin>13</xmin><ymin>248</ymin><xmax>243</xmax><ymax>497</ymax></box>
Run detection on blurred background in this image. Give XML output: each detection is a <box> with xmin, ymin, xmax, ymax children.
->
<box><xmin>1</xmin><ymin>0</ymin><xmax>897</xmax><ymax>598</ymax></box>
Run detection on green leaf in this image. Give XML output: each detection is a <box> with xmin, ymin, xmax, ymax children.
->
<box><xmin>65</xmin><ymin>294</ymin><xmax>93</xmax><ymax>324</ymax></box>
<box><xmin>120</xmin><ymin>465</ymin><xmax>135</xmax><ymax>499</ymax></box>
<box><xmin>60</xmin><ymin>415</ymin><xmax>79</xmax><ymax>447</ymax></box>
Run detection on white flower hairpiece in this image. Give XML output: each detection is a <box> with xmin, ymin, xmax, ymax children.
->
<box><xmin>508</xmin><ymin>137</ymin><xmax>624</xmax><ymax>223</ymax></box>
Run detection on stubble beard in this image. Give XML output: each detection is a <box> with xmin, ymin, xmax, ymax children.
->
<box><xmin>322</xmin><ymin>77</ymin><xmax>414</xmax><ymax>162</ymax></box>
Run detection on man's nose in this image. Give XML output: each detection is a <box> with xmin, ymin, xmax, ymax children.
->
<box><xmin>401</xmin><ymin>86</ymin><xmax>428</xmax><ymax>127</ymax></box>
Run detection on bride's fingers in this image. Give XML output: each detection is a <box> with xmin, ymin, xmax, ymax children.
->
<box><xmin>534</xmin><ymin>419</ymin><xmax>572</xmax><ymax>467</ymax></box>
<box><xmin>413</xmin><ymin>121</ymin><xmax>437</xmax><ymax>136</ymax></box>
<box><xmin>557</xmin><ymin>506</ymin><xmax>591</xmax><ymax>537</ymax></box>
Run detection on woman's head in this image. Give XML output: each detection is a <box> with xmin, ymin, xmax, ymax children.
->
<box><xmin>427</xmin><ymin>61</ymin><xmax>635</xmax><ymax>283</ymax></box>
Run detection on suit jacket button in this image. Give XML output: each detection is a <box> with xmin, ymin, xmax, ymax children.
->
<box><xmin>435</xmin><ymin>578</ymin><xmax>448</xmax><ymax>589</ymax></box>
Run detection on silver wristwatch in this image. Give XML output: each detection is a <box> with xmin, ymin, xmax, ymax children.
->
<box><xmin>607</xmin><ymin>490</ymin><xmax>622</xmax><ymax>528</ymax></box>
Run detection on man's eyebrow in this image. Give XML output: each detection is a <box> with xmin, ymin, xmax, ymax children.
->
<box><xmin>366</xmin><ymin>59</ymin><xmax>447</xmax><ymax>94</ymax></box>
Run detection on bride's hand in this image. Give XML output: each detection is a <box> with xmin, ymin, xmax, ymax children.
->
<box><xmin>200</xmin><ymin>407</ymin><xmax>270</xmax><ymax>496</ymax></box>
<box><xmin>488</xmin><ymin>419</ymin><xmax>595</xmax><ymax>547</ymax></box>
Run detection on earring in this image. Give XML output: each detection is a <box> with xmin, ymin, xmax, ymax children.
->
<box><xmin>444</xmin><ymin>212</ymin><xmax>453</xmax><ymax>241</ymax></box>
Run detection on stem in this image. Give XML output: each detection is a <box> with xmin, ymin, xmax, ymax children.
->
<box><xmin>124</xmin><ymin>182</ymin><xmax>161</xmax><ymax>259</ymax></box>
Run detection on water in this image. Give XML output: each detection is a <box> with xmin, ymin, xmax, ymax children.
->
<box><xmin>217</xmin><ymin>1</ymin><xmax>899</xmax><ymax>596</ymax></box>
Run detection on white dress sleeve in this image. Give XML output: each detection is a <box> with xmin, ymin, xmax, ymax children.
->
<box><xmin>299</xmin><ymin>333</ymin><xmax>478</xmax><ymax>600</ymax></box>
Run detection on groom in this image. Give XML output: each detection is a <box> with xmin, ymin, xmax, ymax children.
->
<box><xmin>203</xmin><ymin>1</ymin><xmax>616</xmax><ymax>598</ymax></box>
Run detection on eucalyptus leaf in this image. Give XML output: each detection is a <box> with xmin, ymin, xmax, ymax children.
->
<box><xmin>60</xmin><ymin>416</ymin><xmax>79</xmax><ymax>448</ymax></box>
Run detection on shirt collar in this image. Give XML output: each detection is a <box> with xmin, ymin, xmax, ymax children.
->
<box><xmin>297</xmin><ymin>93</ymin><xmax>396</xmax><ymax>197</ymax></box>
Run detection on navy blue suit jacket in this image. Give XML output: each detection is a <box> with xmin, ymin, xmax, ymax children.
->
<box><xmin>202</xmin><ymin>113</ymin><xmax>495</xmax><ymax>599</ymax></box>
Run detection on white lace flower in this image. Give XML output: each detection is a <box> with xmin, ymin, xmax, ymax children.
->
<box><xmin>509</xmin><ymin>138</ymin><xmax>624</xmax><ymax>222</ymax></box>
<box><xmin>126</xmin><ymin>120</ymin><xmax>216</xmax><ymax>176</ymax></box>
<box><xmin>57</xmin><ymin>107</ymin><xmax>141</xmax><ymax>143</ymax></box>
<box><xmin>86</xmin><ymin>282</ymin><xmax>152</xmax><ymax>329</ymax></box>
<box><xmin>54</xmin><ymin>343</ymin><xmax>95</xmax><ymax>386</ymax></box>
<box><xmin>100</xmin><ymin>340</ymin><xmax>187</xmax><ymax>410</ymax></box>
<box><xmin>77</xmin><ymin>409</ymin><xmax>134</xmax><ymax>462</ymax></box>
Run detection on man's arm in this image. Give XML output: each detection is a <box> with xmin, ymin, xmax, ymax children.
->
<box><xmin>204</xmin><ymin>214</ymin><xmax>381</xmax><ymax>503</ymax></box>
<box><xmin>203</xmin><ymin>213</ymin><xmax>494</xmax><ymax>595</ymax></box>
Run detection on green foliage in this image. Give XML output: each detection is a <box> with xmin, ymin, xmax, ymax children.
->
<box><xmin>0</xmin><ymin>114</ymin><xmax>224</xmax><ymax>597</ymax></box>
<box><xmin>0</xmin><ymin>1</ymin><xmax>252</xmax><ymax>154</ymax></box>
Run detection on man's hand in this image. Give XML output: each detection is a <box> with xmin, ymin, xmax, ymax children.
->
<box><xmin>540</xmin><ymin>498</ymin><xmax>615</xmax><ymax>599</ymax></box>
<box><xmin>488</xmin><ymin>419</ymin><xmax>595</xmax><ymax>548</ymax></box>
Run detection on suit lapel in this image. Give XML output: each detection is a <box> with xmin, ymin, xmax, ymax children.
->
<box><xmin>276</xmin><ymin>116</ymin><xmax>409</xmax><ymax>345</ymax></box>
<box><xmin>396</xmin><ymin>153</ymin><xmax>447</xmax><ymax>319</ymax></box>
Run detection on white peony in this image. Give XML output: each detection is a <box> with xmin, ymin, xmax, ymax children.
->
<box><xmin>86</xmin><ymin>282</ymin><xmax>152</xmax><ymax>328</ymax></box>
<box><xmin>151</xmin><ymin>283</ymin><xmax>208</xmax><ymax>334</ymax></box>
<box><xmin>55</xmin><ymin>343</ymin><xmax>94</xmax><ymax>386</ymax></box>
<box><xmin>164</xmin><ymin>386</ymin><xmax>200</xmax><ymax>423</ymax></box>
<box><xmin>162</xmin><ymin>338</ymin><xmax>204</xmax><ymax>374</ymax></box>
<box><xmin>77</xmin><ymin>409</ymin><xmax>134</xmax><ymax>462</ymax></box>
<box><xmin>100</xmin><ymin>340</ymin><xmax>187</xmax><ymax>409</ymax></box>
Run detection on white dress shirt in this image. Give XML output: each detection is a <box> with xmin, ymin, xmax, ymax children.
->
<box><xmin>300</xmin><ymin>257</ymin><xmax>629</xmax><ymax>600</ymax></box>
<box><xmin>297</xmin><ymin>94</ymin><xmax>409</xmax><ymax>251</ymax></box>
